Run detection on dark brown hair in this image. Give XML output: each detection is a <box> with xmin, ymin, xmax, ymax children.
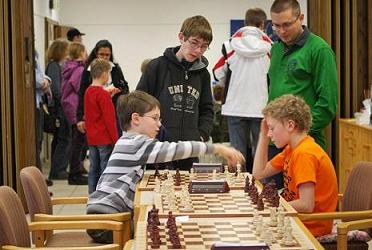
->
<box><xmin>245</xmin><ymin>8</ymin><xmax>267</xmax><ymax>27</ymax></box>
<box><xmin>116</xmin><ymin>90</ymin><xmax>160</xmax><ymax>131</ymax></box>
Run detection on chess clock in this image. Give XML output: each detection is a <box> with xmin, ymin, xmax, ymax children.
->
<box><xmin>188</xmin><ymin>180</ymin><xmax>230</xmax><ymax>193</ymax></box>
<box><xmin>192</xmin><ymin>163</ymin><xmax>223</xmax><ymax>173</ymax></box>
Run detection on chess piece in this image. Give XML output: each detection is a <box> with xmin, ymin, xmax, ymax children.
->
<box><xmin>212</xmin><ymin>169</ymin><xmax>217</xmax><ymax>179</ymax></box>
<box><xmin>256</xmin><ymin>195</ymin><xmax>264</xmax><ymax>210</ymax></box>
<box><xmin>244</xmin><ymin>175</ymin><xmax>250</xmax><ymax>193</ymax></box>
<box><xmin>154</xmin><ymin>166</ymin><xmax>160</xmax><ymax>178</ymax></box>
<box><xmin>283</xmin><ymin>226</ymin><xmax>295</xmax><ymax>246</ymax></box>
<box><xmin>174</xmin><ymin>171</ymin><xmax>181</xmax><ymax>186</ymax></box>
<box><xmin>224</xmin><ymin>165</ymin><xmax>229</xmax><ymax>175</ymax></box>
<box><xmin>154</xmin><ymin>176</ymin><xmax>161</xmax><ymax>193</ymax></box>
<box><xmin>268</xmin><ymin>207</ymin><xmax>277</xmax><ymax>226</ymax></box>
<box><xmin>189</xmin><ymin>168</ymin><xmax>195</xmax><ymax>180</ymax></box>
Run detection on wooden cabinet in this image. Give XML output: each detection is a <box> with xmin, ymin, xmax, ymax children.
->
<box><xmin>339</xmin><ymin>119</ymin><xmax>372</xmax><ymax>193</ymax></box>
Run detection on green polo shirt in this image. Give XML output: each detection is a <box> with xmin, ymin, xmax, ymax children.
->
<box><xmin>268</xmin><ymin>27</ymin><xmax>338</xmax><ymax>150</ymax></box>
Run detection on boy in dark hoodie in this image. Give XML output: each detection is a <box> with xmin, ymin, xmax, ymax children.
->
<box><xmin>136</xmin><ymin>15</ymin><xmax>214</xmax><ymax>170</ymax></box>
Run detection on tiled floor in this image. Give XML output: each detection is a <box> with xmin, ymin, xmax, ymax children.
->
<box><xmin>48</xmin><ymin>179</ymin><xmax>88</xmax><ymax>215</ymax></box>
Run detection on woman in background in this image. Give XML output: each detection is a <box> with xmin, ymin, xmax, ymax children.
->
<box><xmin>45</xmin><ymin>39</ymin><xmax>70</xmax><ymax>181</ymax></box>
<box><xmin>76</xmin><ymin>39</ymin><xmax>129</xmax><ymax>137</ymax></box>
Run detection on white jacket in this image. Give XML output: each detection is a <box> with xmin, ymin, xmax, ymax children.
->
<box><xmin>213</xmin><ymin>26</ymin><xmax>272</xmax><ymax>118</ymax></box>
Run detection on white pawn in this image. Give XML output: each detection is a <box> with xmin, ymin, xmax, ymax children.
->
<box><xmin>224</xmin><ymin>165</ymin><xmax>229</xmax><ymax>175</ymax></box>
<box><xmin>154</xmin><ymin>177</ymin><xmax>161</xmax><ymax>193</ymax></box>
<box><xmin>269</xmin><ymin>207</ymin><xmax>278</xmax><ymax>227</ymax></box>
<box><xmin>283</xmin><ymin>226</ymin><xmax>295</xmax><ymax>246</ymax></box>
<box><xmin>212</xmin><ymin>169</ymin><xmax>217</xmax><ymax>179</ymax></box>
<box><xmin>236</xmin><ymin>163</ymin><xmax>243</xmax><ymax>180</ymax></box>
<box><xmin>189</xmin><ymin>168</ymin><xmax>195</xmax><ymax>180</ymax></box>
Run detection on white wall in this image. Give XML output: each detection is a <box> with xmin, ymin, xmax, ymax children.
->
<box><xmin>55</xmin><ymin>0</ymin><xmax>307</xmax><ymax>89</ymax></box>
<box><xmin>33</xmin><ymin>0</ymin><xmax>60</xmax><ymax>69</ymax></box>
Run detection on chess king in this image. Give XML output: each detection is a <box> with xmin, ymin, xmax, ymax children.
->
<box><xmin>252</xmin><ymin>94</ymin><xmax>338</xmax><ymax>237</ymax></box>
<box><xmin>86</xmin><ymin>90</ymin><xmax>244</xmax><ymax>244</ymax></box>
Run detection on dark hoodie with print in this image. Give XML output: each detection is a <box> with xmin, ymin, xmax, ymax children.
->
<box><xmin>137</xmin><ymin>46</ymin><xmax>214</xmax><ymax>147</ymax></box>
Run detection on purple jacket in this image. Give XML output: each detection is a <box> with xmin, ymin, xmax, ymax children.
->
<box><xmin>61</xmin><ymin>60</ymin><xmax>85</xmax><ymax>124</ymax></box>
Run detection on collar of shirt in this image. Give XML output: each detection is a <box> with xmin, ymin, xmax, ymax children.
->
<box><xmin>282</xmin><ymin>25</ymin><xmax>310</xmax><ymax>54</ymax></box>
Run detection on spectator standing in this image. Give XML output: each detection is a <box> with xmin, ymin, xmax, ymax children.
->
<box><xmin>265</xmin><ymin>0</ymin><xmax>338</xmax><ymax>188</ymax></box>
<box><xmin>213</xmin><ymin>8</ymin><xmax>272</xmax><ymax>173</ymax></box>
<box><xmin>136</xmin><ymin>15</ymin><xmax>214</xmax><ymax>170</ymax></box>
<box><xmin>67</xmin><ymin>28</ymin><xmax>85</xmax><ymax>43</ymax></box>
<box><xmin>34</xmin><ymin>50</ymin><xmax>53</xmax><ymax>186</ymax></box>
<box><xmin>84</xmin><ymin>59</ymin><xmax>119</xmax><ymax>194</ymax></box>
<box><xmin>45</xmin><ymin>39</ymin><xmax>70</xmax><ymax>181</ymax></box>
<box><xmin>77</xmin><ymin>40</ymin><xmax>129</xmax><ymax>137</ymax></box>
<box><xmin>61</xmin><ymin>42</ymin><xmax>88</xmax><ymax>185</ymax></box>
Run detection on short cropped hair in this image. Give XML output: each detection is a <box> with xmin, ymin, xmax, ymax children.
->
<box><xmin>270</xmin><ymin>0</ymin><xmax>301</xmax><ymax>17</ymax></box>
<box><xmin>245</xmin><ymin>8</ymin><xmax>267</xmax><ymax>27</ymax></box>
<box><xmin>46</xmin><ymin>38</ymin><xmax>68</xmax><ymax>62</ymax></box>
<box><xmin>90</xmin><ymin>58</ymin><xmax>111</xmax><ymax>80</ymax></box>
<box><xmin>262</xmin><ymin>94</ymin><xmax>312</xmax><ymax>133</ymax></box>
<box><xmin>68</xmin><ymin>42</ymin><xmax>85</xmax><ymax>60</ymax></box>
<box><xmin>180</xmin><ymin>15</ymin><xmax>213</xmax><ymax>44</ymax></box>
<box><xmin>116</xmin><ymin>90</ymin><xmax>160</xmax><ymax>131</ymax></box>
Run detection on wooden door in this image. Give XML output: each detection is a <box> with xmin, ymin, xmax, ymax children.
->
<box><xmin>0</xmin><ymin>0</ymin><xmax>36</xmax><ymax>191</ymax></box>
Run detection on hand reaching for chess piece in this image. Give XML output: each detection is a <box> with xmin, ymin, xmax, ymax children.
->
<box><xmin>213</xmin><ymin>144</ymin><xmax>245</xmax><ymax>167</ymax></box>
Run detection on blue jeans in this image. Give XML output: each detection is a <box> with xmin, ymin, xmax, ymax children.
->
<box><xmin>88</xmin><ymin>144</ymin><xmax>113</xmax><ymax>194</ymax></box>
<box><xmin>227</xmin><ymin>116</ymin><xmax>261</xmax><ymax>173</ymax></box>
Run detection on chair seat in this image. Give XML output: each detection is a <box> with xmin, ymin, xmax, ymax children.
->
<box><xmin>45</xmin><ymin>231</ymin><xmax>102</xmax><ymax>247</ymax></box>
<box><xmin>321</xmin><ymin>241</ymin><xmax>369</xmax><ymax>250</ymax></box>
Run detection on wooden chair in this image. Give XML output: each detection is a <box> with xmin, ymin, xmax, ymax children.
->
<box><xmin>298</xmin><ymin>161</ymin><xmax>372</xmax><ymax>250</ymax></box>
<box><xmin>0</xmin><ymin>186</ymin><xmax>121</xmax><ymax>249</ymax></box>
<box><xmin>19</xmin><ymin>166</ymin><xmax>131</xmax><ymax>247</ymax></box>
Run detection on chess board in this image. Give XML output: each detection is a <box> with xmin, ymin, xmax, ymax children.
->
<box><xmin>138</xmin><ymin>171</ymin><xmax>247</xmax><ymax>191</ymax></box>
<box><xmin>153</xmin><ymin>191</ymin><xmax>297</xmax><ymax>218</ymax></box>
<box><xmin>135</xmin><ymin>217</ymin><xmax>317</xmax><ymax>250</ymax></box>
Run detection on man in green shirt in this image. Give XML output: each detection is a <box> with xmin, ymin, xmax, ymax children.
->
<box><xmin>264</xmin><ymin>0</ymin><xmax>338</xmax><ymax>188</ymax></box>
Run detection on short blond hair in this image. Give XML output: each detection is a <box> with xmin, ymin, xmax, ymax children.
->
<box><xmin>90</xmin><ymin>58</ymin><xmax>111</xmax><ymax>79</ymax></box>
<box><xmin>68</xmin><ymin>42</ymin><xmax>85</xmax><ymax>60</ymax></box>
<box><xmin>263</xmin><ymin>94</ymin><xmax>312</xmax><ymax>132</ymax></box>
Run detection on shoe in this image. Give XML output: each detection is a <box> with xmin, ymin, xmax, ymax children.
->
<box><xmin>45</xmin><ymin>179</ymin><xmax>53</xmax><ymax>186</ymax></box>
<box><xmin>68</xmin><ymin>174</ymin><xmax>88</xmax><ymax>185</ymax></box>
<box><xmin>49</xmin><ymin>171</ymin><xmax>69</xmax><ymax>180</ymax></box>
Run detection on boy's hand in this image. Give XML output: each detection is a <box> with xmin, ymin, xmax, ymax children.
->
<box><xmin>214</xmin><ymin>144</ymin><xmax>245</xmax><ymax>167</ymax></box>
<box><xmin>260</xmin><ymin>118</ymin><xmax>269</xmax><ymax>137</ymax></box>
<box><xmin>105</xmin><ymin>85</ymin><xmax>121</xmax><ymax>96</ymax></box>
<box><xmin>77</xmin><ymin>121</ymin><xmax>86</xmax><ymax>133</ymax></box>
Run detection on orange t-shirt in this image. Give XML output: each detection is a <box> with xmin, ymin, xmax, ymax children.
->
<box><xmin>270</xmin><ymin>136</ymin><xmax>338</xmax><ymax>236</ymax></box>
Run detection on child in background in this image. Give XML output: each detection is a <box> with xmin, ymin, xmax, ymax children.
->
<box><xmin>84</xmin><ymin>59</ymin><xmax>118</xmax><ymax>194</ymax></box>
<box><xmin>87</xmin><ymin>90</ymin><xmax>245</xmax><ymax>243</ymax></box>
<box><xmin>252</xmin><ymin>94</ymin><xmax>338</xmax><ymax>237</ymax></box>
<box><xmin>61</xmin><ymin>42</ymin><xmax>88</xmax><ymax>185</ymax></box>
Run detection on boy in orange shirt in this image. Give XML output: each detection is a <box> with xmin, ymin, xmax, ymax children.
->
<box><xmin>252</xmin><ymin>94</ymin><xmax>338</xmax><ymax>236</ymax></box>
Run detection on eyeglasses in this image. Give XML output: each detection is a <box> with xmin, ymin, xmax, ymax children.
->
<box><xmin>272</xmin><ymin>15</ymin><xmax>299</xmax><ymax>31</ymax></box>
<box><xmin>143</xmin><ymin>115</ymin><xmax>162</xmax><ymax>123</ymax></box>
<box><xmin>186</xmin><ymin>39</ymin><xmax>209</xmax><ymax>52</ymax></box>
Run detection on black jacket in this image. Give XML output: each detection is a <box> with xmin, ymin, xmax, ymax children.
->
<box><xmin>77</xmin><ymin>63</ymin><xmax>129</xmax><ymax>121</ymax></box>
<box><xmin>136</xmin><ymin>46</ymin><xmax>214</xmax><ymax>142</ymax></box>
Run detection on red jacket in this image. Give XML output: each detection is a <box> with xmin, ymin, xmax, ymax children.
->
<box><xmin>84</xmin><ymin>86</ymin><xmax>118</xmax><ymax>145</ymax></box>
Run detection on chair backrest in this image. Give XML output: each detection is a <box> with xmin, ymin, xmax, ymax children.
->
<box><xmin>0</xmin><ymin>186</ymin><xmax>31</xmax><ymax>247</ymax></box>
<box><xmin>20</xmin><ymin>166</ymin><xmax>53</xmax><ymax>219</ymax></box>
<box><xmin>342</xmin><ymin>161</ymin><xmax>372</xmax><ymax>235</ymax></box>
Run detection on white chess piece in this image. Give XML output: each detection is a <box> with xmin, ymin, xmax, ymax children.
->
<box><xmin>283</xmin><ymin>226</ymin><xmax>295</xmax><ymax>246</ymax></box>
<box><xmin>154</xmin><ymin>177</ymin><xmax>161</xmax><ymax>193</ymax></box>
<box><xmin>189</xmin><ymin>168</ymin><xmax>195</xmax><ymax>180</ymax></box>
<box><xmin>269</xmin><ymin>207</ymin><xmax>278</xmax><ymax>227</ymax></box>
<box><xmin>212</xmin><ymin>169</ymin><xmax>217</xmax><ymax>179</ymax></box>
